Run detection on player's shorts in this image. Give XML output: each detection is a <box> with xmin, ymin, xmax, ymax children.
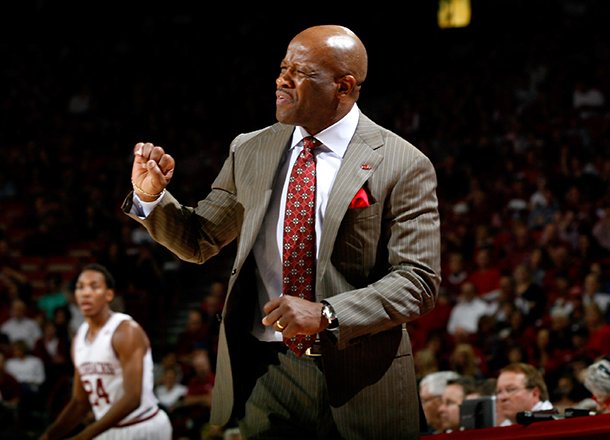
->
<box><xmin>95</xmin><ymin>408</ymin><xmax>172</xmax><ymax>440</ymax></box>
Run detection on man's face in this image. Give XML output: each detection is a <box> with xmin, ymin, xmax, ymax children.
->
<box><xmin>496</xmin><ymin>371</ymin><xmax>540</xmax><ymax>423</ymax></box>
<box><xmin>438</xmin><ymin>384</ymin><xmax>464</xmax><ymax>432</ymax></box>
<box><xmin>74</xmin><ymin>269</ymin><xmax>112</xmax><ymax>317</ymax></box>
<box><xmin>275</xmin><ymin>38</ymin><xmax>339</xmax><ymax>135</ymax></box>
<box><xmin>420</xmin><ymin>384</ymin><xmax>443</xmax><ymax>431</ymax></box>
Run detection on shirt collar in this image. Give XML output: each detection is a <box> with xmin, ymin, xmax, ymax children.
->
<box><xmin>290</xmin><ymin>104</ymin><xmax>360</xmax><ymax>158</ymax></box>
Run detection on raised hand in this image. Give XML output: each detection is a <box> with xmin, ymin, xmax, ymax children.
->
<box><xmin>131</xmin><ymin>142</ymin><xmax>175</xmax><ymax>201</ymax></box>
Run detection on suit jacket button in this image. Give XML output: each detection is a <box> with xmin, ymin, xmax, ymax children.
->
<box><xmin>231</xmin><ymin>268</ymin><xmax>237</xmax><ymax>275</ymax></box>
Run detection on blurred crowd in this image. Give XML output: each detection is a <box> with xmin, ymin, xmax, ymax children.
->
<box><xmin>2</xmin><ymin>1</ymin><xmax>610</xmax><ymax>438</ymax></box>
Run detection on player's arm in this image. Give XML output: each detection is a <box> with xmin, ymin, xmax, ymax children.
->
<box><xmin>71</xmin><ymin>320</ymin><xmax>148</xmax><ymax>439</ymax></box>
<box><xmin>39</xmin><ymin>348</ymin><xmax>91</xmax><ymax>440</ymax></box>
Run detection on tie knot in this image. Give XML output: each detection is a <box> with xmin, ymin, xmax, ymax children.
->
<box><xmin>302</xmin><ymin>136</ymin><xmax>320</xmax><ymax>151</ymax></box>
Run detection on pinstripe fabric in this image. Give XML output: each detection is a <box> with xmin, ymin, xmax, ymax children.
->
<box><xmin>240</xmin><ymin>351</ymin><xmax>336</xmax><ymax>439</ymax></box>
<box><xmin>123</xmin><ymin>113</ymin><xmax>441</xmax><ymax>439</ymax></box>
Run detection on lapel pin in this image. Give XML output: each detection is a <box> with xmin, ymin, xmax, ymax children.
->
<box><xmin>360</xmin><ymin>164</ymin><xmax>371</xmax><ymax>170</ymax></box>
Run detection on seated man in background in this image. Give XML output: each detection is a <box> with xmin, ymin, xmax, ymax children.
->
<box><xmin>495</xmin><ymin>362</ymin><xmax>553</xmax><ymax>426</ymax></box>
<box><xmin>419</xmin><ymin>370</ymin><xmax>460</xmax><ymax>434</ymax></box>
<box><xmin>438</xmin><ymin>376</ymin><xmax>481</xmax><ymax>433</ymax></box>
<box><xmin>583</xmin><ymin>355</ymin><xmax>610</xmax><ymax>414</ymax></box>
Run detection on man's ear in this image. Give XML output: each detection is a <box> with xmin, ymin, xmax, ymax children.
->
<box><xmin>532</xmin><ymin>386</ymin><xmax>541</xmax><ymax>400</ymax></box>
<box><xmin>337</xmin><ymin>74</ymin><xmax>358</xmax><ymax>95</ymax></box>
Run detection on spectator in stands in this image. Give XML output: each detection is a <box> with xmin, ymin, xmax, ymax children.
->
<box><xmin>513</xmin><ymin>263</ymin><xmax>546</xmax><ymax>326</ymax></box>
<box><xmin>153</xmin><ymin>350</ymin><xmax>183</xmax><ymax>387</ymax></box>
<box><xmin>583</xmin><ymin>355</ymin><xmax>610</xmax><ymax>414</ymax></box>
<box><xmin>0</xmin><ymin>237</ymin><xmax>32</xmax><ymax>307</ymax></box>
<box><xmin>414</xmin><ymin>347</ymin><xmax>439</xmax><ymax>381</ymax></box>
<box><xmin>4</xmin><ymin>339</ymin><xmax>46</xmax><ymax>427</ymax></box>
<box><xmin>0</xmin><ymin>350</ymin><xmax>20</xmax><ymax>410</ymax></box>
<box><xmin>546</xmin><ymin>275</ymin><xmax>575</xmax><ymax>319</ymax></box>
<box><xmin>527</xmin><ymin>186</ymin><xmax>558</xmax><ymax>232</ymax></box>
<box><xmin>529</xmin><ymin>327</ymin><xmax>565</xmax><ymax>383</ymax></box>
<box><xmin>449</xmin><ymin>343</ymin><xmax>485</xmax><ymax>380</ymax></box>
<box><xmin>419</xmin><ymin>370</ymin><xmax>460</xmax><ymax>434</ymax></box>
<box><xmin>581</xmin><ymin>271</ymin><xmax>610</xmax><ymax>316</ymax></box>
<box><xmin>416</xmin><ymin>329</ymin><xmax>453</xmax><ymax>373</ymax></box>
<box><xmin>154</xmin><ymin>363</ymin><xmax>188</xmax><ymax>413</ymax></box>
<box><xmin>543</xmin><ymin>244</ymin><xmax>581</xmax><ymax>293</ymax></box>
<box><xmin>64</xmin><ymin>289</ymin><xmax>84</xmax><ymax>338</ymax></box>
<box><xmin>487</xmin><ymin>275</ymin><xmax>516</xmax><ymax>316</ymax></box>
<box><xmin>446</xmin><ymin>281</ymin><xmax>492</xmax><ymax>340</ymax></box>
<box><xmin>32</xmin><ymin>319</ymin><xmax>71</xmax><ymax>399</ymax></box>
<box><xmin>525</xmin><ymin>246</ymin><xmax>548</xmax><ymax>287</ymax></box>
<box><xmin>592</xmin><ymin>207</ymin><xmax>610</xmax><ymax>254</ymax></box>
<box><xmin>441</xmin><ymin>252</ymin><xmax>469</xmax><ymax>299</ymax></box>
<box><xmin>50</xmin><ymin>305</ymin><xmax>72</xmax><ymax>345</ymax></box>
<box><xmin>499</xmin><ymin>220</ymin><xmax>535</xmax><ymax>273</ymax></box>
<box><xmin>438</xmin><ymin>376</ymin><xmax>481</xmax><ymax>433</ymax></box>
<box><xmin>574</xmin><ymin>233</ymin><xmax>605</xmax><ymax>278</ymax></box>
<box><xmin>583</xmin><ymin>302</ymin><xmax>610</xmax><ymax>360</ymax></box>
<box><xmin>0</xmin><ymin>351</ymin><xmax>21</xmax><ymax>435</ymax></box>
<box><xmin>173</xmin><ymin>348</ymin><xmax>215</xmax><ymax>439</ymax></box>
<box><xmin>4</xmin><ymin>339</ymin><xmax>45</xmax><ymax>392</ymax></box>
<box><xmin>174</xmin><ymin>308</ymin><xmax>209</xmax><ymax>365</ymax></box>
<box><xmin>551</xmin><ymin>369</ymin><xmax>591</xmax><ymax>414</ymax></box>
<box><xmin>472</xmin><ymin>225</ymin><xmax>496</xmax><ymax>266</ymax></box>
<box><xmin>0</xmin><ymin>299</ymin><xmax>42</xmax><ymax>350</ymax></box>
<box><xmin>499</xmin><ymin>305</ymin><xmax>538</xmax><ymax>352</ymax></box>
<box><xmin>572</xmin><ymin>77</ymin><xmax>606</xmax><ymax>119</ymax></box>
<box><xmin>468</xmin><ymin>248</ymin><xmax>502</xmax><ymax>298</ymax></box>
<box><xmin>495</xmin><ymin>362</ymin><xmax>553</xmax><ymax>426</ymax></box>
<box><xmin>36</xmin><ymin>272</ymin><xmax>68</xmax><ymax>321</ymax></box>
<box><xmin>547</xmin><ymin>307</ymin><xmax>576</xmax><ymax>355</ymax></box>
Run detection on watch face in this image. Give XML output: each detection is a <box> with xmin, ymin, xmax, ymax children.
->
<box><xmin>323</xmin><ymin>304</ymin><xmax>338</xmax><ymax>329</ymax></box>
<box><xmin>323</xmin><ymin>305</ymin><xmax>336</xmax><ymax>321</ymax></box>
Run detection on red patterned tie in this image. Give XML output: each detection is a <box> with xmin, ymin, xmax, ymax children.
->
<box><xmin>282</xmin><ymin>136</ymin><xmax>320</xmax><ymax>356</ymax></box>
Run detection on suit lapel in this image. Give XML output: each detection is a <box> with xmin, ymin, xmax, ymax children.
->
<box><xmin>317</xmin><ymin>115</ymin><xmax>383</xmax><ymax>285</ymax></box>
<box><xmin>234</xmin><ymin>124</ymin><xmax>293</xmax><ymax>264</ymax></box>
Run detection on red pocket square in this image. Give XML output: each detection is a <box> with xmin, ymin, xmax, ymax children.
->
<box><xmin>349</xmin><ymin>188</ymin><xmax>370</xmax><ymax>208</ymax></box>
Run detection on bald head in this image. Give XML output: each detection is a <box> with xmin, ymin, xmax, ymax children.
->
<box><xmin>292</xmin><ymin>25</ymin><xmax>368</xmax><ymax>86</ymax></box>
<box><xmin>276</xmin><ymin>25</ymin><xmax>368</xmax><ymax>133</ymax></box>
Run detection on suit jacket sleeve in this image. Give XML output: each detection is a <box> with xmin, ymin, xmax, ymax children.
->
<box><xmin>122</xmin><ymin>136</ymin><xmax>244</xmax><ymax>264</ymax></box>
<box><xmin>322</xmin><ymin>132</ymin><xmax>441</xmax><ymax>351</ymax></box>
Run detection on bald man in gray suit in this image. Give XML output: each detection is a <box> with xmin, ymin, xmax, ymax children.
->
<box><xmin>124</xmin><ymin>25</ymin><xmax>440</xmax><ymax>440</ymax></box>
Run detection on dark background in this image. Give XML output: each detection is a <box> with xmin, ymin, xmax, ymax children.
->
<box><xmin>3</xmin><ymin>1</ymin><xmax>608</xmax><ymax>153</ymax></box>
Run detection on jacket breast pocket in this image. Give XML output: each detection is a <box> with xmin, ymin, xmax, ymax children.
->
<box><xmin>331</xmin><ymin>202</ymin><xmax>383</xmax><ymax>285</ymax></box>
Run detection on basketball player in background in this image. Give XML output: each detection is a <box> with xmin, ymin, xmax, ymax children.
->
<box><xmin>39</xmin><ymin>263</ymin><xmax>172</xmax><ymax>439</ymax></box>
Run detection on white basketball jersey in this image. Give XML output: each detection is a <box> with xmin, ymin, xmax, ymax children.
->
<box><xmin>73</xmin><ymin>312</ymin><xmax>159</xmax><ymax>425</ymax></box>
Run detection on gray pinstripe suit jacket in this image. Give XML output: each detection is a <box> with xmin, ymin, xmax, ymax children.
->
<box><xmin>123</xmin><ymin>111</ymin><xmax>441</xmax><ymax>437</ymax></box>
